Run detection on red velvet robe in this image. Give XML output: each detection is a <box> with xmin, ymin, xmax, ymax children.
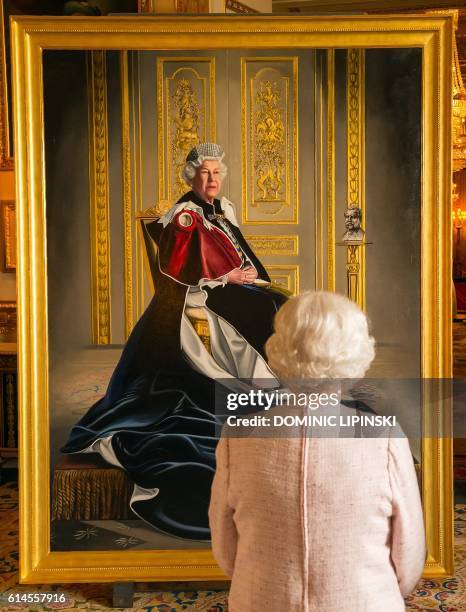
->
<box><xmin>158</xmin><ymin>209</ymin><xmax>243</xmax><ymax>285</ymax></box>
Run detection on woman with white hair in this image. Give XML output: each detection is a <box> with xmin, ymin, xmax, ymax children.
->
<box><xmin>61</xmin><ymin>143</ymin><xmax>286</xmax><ymax>540</ymax></box>
<box><xmin>155</xmin><ymin>142</ymin><xmax>287</xmax><ymax>364</ymax></box>
<box><xmin>209</xmin><ymin>290</ymin><xmax>426</xmax><ymax>611</ymax></box>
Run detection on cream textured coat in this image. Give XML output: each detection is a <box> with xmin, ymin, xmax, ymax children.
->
<box><xmin>209</xmin><ymin>417</ymin><xmax>426</xmax><ymax>612</ymax></box>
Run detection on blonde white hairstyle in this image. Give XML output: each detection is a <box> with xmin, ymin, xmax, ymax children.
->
<box><xmin>265</xmin><ymin>290</ymin><xmax>375</xmax><ymax>379</ymax></box>
<box><xmin>182</xmin><ymin>157</ymin><xmax>228</xmax><ymax>186</ymax></box>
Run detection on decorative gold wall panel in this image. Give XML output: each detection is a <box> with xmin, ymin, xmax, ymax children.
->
<box><xmin>241</xmin><ymin>57</ymin><xmax>298</xmax><ymax>224</ymax></box>
<box><xmin>244</xmin><ymin>234</ymin><xmax>298</xmax><ymax>256</ymax></box>
<box><xmin>120</xmin><ymin>51</ymin><xmax>134</xmax><ymax>340</ymax></box>
<box><xmin>346</xmin><ymin>48</ymin><xmax>366</xmax><ymax>309</ymax></box>
<box><xmin>327</xmin><ymin>49</ymin><xmax>336</xmax><ymax>291</ymax></box>
<box><xmin>314</xmin><ymin>51</ymin><xmax>325</xmax><ymax>289</ymax></box>
<box><xmin>157</xmin><ymin>57</ymin><xmax>215</xmax><ymax>203</ymax></box>
<box><xmin>88</xmin><ymin>51</ymin><xmax>111</xmax><ymax>345</ymax></box>
<box><xmin>266</xmin><ymin>264</ymin><xmax>299</xmax><ymax>295</ymax></box>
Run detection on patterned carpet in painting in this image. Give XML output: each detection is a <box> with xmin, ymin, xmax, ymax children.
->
<box><xmin>0</xmin><ymin>478</ymin><xmax>464</xmax><ymax>610</ymax></box>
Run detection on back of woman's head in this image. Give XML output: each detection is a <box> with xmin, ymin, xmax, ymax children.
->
<box><xmin>265</xmin><ymin>290</ymin><xmax>375</xmax><ymax>380</ymax></box>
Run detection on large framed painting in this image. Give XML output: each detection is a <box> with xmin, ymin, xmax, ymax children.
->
<box><xmin>12</xmin><ymin>14</ymin><xmax>453</xmax><ymax>583</ymax></box>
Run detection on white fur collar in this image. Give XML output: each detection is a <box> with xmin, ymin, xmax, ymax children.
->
<box><xmin>158</xmin><ymin>196</ymin><xmax>239</xmax><ymax>229</ymax></box>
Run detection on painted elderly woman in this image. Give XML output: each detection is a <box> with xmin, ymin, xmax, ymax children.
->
<box><xmin>209</xmin><ymin>290</ymin><xmax>426</xmax><ymax>611</ymax></box>
<box><xmin>61</xmin><ymin>143</ymin><xmax>286</xmax><ymax>540</ymax></box>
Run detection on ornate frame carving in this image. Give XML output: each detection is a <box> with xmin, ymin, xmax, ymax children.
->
<box><xmin>346</xmin><ymin>48</ymin><xmax>366</xmax><ymax>309</ymax></box>
<box><xmin>10</xmin><ymin>13</ymin><xmax>453</xmax><ymax>583</ymax></box>
<box><xmin>1</xmin><ymin>200</ymin><xmax>15</xmax><ymax>272</ymax></box>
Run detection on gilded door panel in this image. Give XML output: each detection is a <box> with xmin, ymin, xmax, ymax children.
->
<box><xmin>157</xmin><ymin>57</ymin><xmax>216</xmax><ymax>203</ymax></box>
<box><xmin>241</xmin><ymin>57</ymin><xmax>298</xmax><ymax>224</ymax></box>
<box><xmin>228</xmin><ymin>50</ymin><xmax>316</xmax><ymax>293</ymax></box>
<box><xmin>130</xmin><ymin>49</ymin><xmax>318</xmax><ymax>312</ymax></box>
<box><xmin>266</xmin><ymin>264</ymin><xmax>299</xmax><ymax>295</ymax></box>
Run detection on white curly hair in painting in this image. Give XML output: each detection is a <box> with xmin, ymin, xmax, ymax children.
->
<box><xmin>182</xmin><ymin>142</ymin><xmax>228</xmax><ymax>185</ymax></box>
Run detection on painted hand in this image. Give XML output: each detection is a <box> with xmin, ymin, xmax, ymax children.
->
<box><xmin>242</xmin><ymin>266</ymin><xmax>258</xmax><ymax>283</ymax></box>
<box><xmin>226</xmin><ymin>266</ymin><xmax>258</xmax><ymax>285</ymax></box>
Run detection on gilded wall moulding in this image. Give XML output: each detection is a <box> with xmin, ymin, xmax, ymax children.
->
<box><xmin>266</xmin><ymin>264</ymin><xmax>299</xmax><ymax>295</ymax></box>
<box><xmin>346</xmin><ymin>243</ymin><xmax>361</xmax><ymax>304</ymax></box>
<box><xmin>242</xmin><ymin>57</ymin><xmax>298</xmax><ymax>224</ymax></box>
<box><xmin>244</xmin><ymin>234</ymin><xmax>298</xmax><ymax>256</ymax></box>
<box><xmin>346</xmin><ymin>48</ymin><xmax>366</xmax><ymax>310</ymax></box>
<box><xmin>347</xmin><ymin>48</ymin><xmax>365</xmax><ymax>209</ymax></box>
<box><xmin>0</xmin><ymin>3</ymin><xmax>13</xmax><ymax>169</ymax></box>
<box><xmin>327</xmin><ymin>49</ymin><xmax>336</xmax><ymax>291</ymax></box>
<box><xmin>88</xmin><ymin>51</ymin><xmax>111</xmax><ymax>345</ymax></box>
<box><xmin>157</xmin><ymin>58</ymin><xmax>216</xmax><ymax>203</ymax></box>
<box><xmin>120</xmin><ymin>52</ymin><xmax>134</xmax><ymax>340</ymax></box>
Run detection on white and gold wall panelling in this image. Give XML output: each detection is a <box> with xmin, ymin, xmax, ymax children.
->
<box><xmin>87</xmin><ymin>50</ymin><xmax>112</xmax><ymax>345</ymax></box>
<box><xmin>87</xmin><ymin>50</ymin><xmax>139</xmax><ymax>344</ymax></box>
<box><xmin>312</xmin><ymin>49</ymin><xmax>335</xmax><ymax>291</ymax></box>
<box><xmin>346</xmin><ymin>48</ymin><xmax>366</xmax><ymax>310</ymax></box>
<box><xmin>230</xmin><ymin>50</ymin><xmax>318</xmax><ymax>293</ymax></box>
<box><xmin>265</xmin><ymin>264</ymin><xmax>299</xmax><ymax>296</ymax></box>
<box><xmin>244</xmin><ymin>234</ymin><xmax>299</xmax><ymax>257</ymax></box>
<box><xmin>157</xmin><ymin>56</ymin><xmax>216</xmax><ymax>203</ymax></box>
<box><xmin>240</xmin><ymin>56</ymin><xmax>298</xmax><ymax>224</ymax></box>
<box><xmin>119</xmin><ymin>51</ymin><xmax>134</xmax><ymax>340</ymax></box>
<box><xmin>334</xmin><ymin>49</ymin><xmax>349</xmax><ymax>298</ymax></box>
<box><xmin>106</xmin><ymin>51</ymin><xmax>130</xmax><ymax>345</ymax></box>
<box><xmin>126</xmin><ymin>50</ymin><xmax>322</xmax><ymax>311</ymax></box>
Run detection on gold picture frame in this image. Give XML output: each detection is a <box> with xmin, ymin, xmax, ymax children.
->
<box><xmin>11</xmin><ymin>14</ymin><xmax>453</xmax><ymax>583</ymax></box>
<box><xmin>1</xmin><ymin>200</ymin><xmax>15</xmax><ymax>271</ymax></box>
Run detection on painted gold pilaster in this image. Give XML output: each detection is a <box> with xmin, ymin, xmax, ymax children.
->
<box><xmin>327</xmin><ymin>49</ymin><xmax>335</xmax><ymax>291</ymax></box>
<box><xmin>346</xmin><ymin>48</ymin><xmax>365</xmax><ymax>308</ymax></box>
<box><xmin>266</xmin><ymin>264</ymin><xmax>299</xmax><ymax>295</ymax></box>
<box><xmin>120</xmin><ymin>51</ymin><xmax>134</xmax><ymax>340</ymax></box>
<box><xmin>241</xmin><ymin>57</ymin><xmax>298</xmax><ymax>224</ymax></box>
<box><xmin>88</xmin><ymin>51</ymin><xmax>111</xmax><ymax>345</ymax></box>
<box><xmin>314</xmin><ymin>52</ymin><xmax>324</xmax><ymax>289</ymax></box>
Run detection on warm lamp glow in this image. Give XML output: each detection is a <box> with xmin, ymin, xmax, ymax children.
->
<box><xmin>452</xmin><ymin>207</ymin><xmax>466</xmax><ymax>226</ymax></box>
